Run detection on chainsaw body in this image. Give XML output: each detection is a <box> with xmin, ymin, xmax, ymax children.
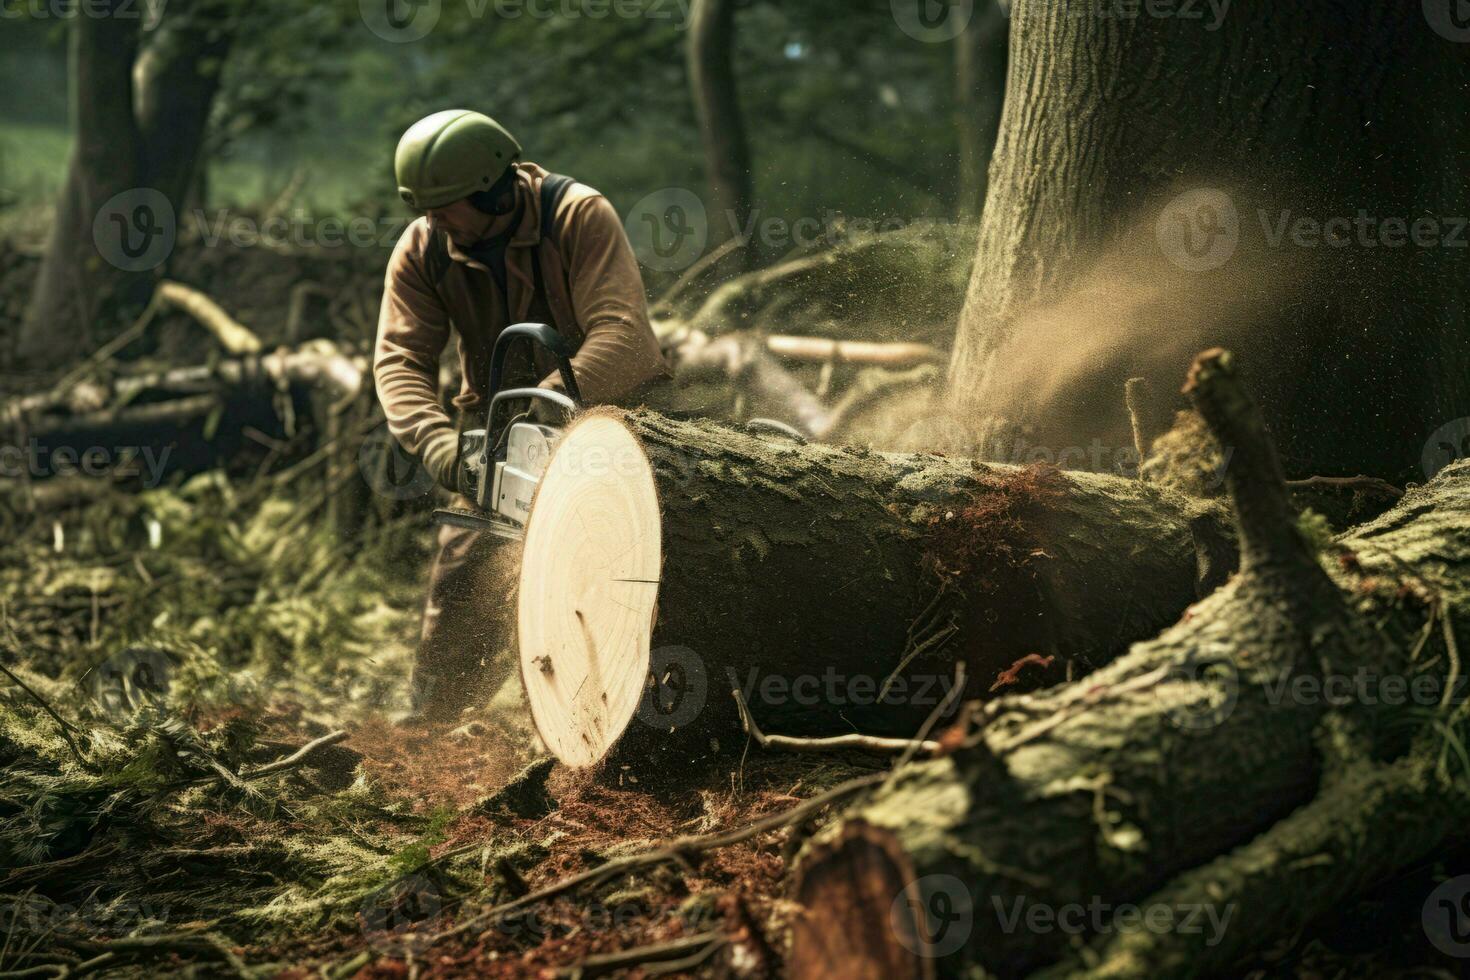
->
<box><xmin>432</xmin><ymin>323</ymin><xmax>581</xmax><ymax>540</ymax></box>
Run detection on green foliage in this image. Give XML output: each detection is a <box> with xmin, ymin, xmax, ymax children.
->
<box><xmin>388</xmin><ymin>805</ymin><xmax>456</xmax><ymax>875</ymax></box>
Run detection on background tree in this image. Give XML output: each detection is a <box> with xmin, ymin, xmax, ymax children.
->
<box><xmin>688</xmin><ymin>0</ymin><xmax>756</xmax><ymax>272</ymax></box>
<box><xmin>946</xmin><ymin>1</ymin><xmax>1470</xmax><ymax>482</ymax></box>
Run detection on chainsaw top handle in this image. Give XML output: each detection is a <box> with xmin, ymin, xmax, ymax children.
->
<box><xmin>487</xmin><ymin>322</ymin><xmax>583</xmax><ymax>407</ymax></box>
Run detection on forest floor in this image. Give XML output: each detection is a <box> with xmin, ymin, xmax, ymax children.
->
<box><xmin>2</xmin><ymin>454</ymin><xmax>1465</xmax><ymax>979</ymax></box>
<box><xmin>0</xmin><ymin>229</ymin><xmax>1466</xmax><ymax>977</ymax></box>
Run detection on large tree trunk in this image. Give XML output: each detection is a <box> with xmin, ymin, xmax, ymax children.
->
<box><xmin>790</xmin><ymin>350</ymin><xmax>1470</xmax><ymax>978</ymax></box>
<box><xmin>514</xmin><ymin>409</ymin><xmax>1234</xmax><ymax>770</ymax></box>
<box><xmin>688</xmin><ymin>0</ymin><xmax>754</xmax><ymax>272</ymax></box>
<box><xmin>21</xmin><ymin>2</ymin><xmax>145</xmax><ymax>360</ymax></box>
<box><xmin>946</xmin><ymin>3</ymin><xmax>1470</xmax><ymax>483</ymax></box>
<box><xmin>20</xmin><ymin>2</ymin><xmax>233</xmax><ymax>362</ymax></box>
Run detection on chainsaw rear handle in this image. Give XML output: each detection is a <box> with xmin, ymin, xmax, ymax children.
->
<box><xmin>487</xmin><ymin>322</ymin><xmax>583</xmax><ymax>407</ymax></box>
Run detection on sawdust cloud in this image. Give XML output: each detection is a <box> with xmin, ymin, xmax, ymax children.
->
<box><xmin>862</xmin><ymin>188</ymin><xmax>1311</xmax><ymax>465</ymax></box>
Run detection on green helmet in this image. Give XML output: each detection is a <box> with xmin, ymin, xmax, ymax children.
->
<box><xmin>394</xmin><ymin>110</ymin><xmax>522</xmax><ymax>210</ymax></box>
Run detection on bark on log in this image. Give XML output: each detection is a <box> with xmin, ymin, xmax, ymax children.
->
<box><xmin>788</xmin><ymin>350</ymin><xmax>1470</xmax><ymax>978</ymax></box>
<box><xmin>515</xmin><ymin>409</ymin><xmax>1233</xmax><ymax>770</ymax></box>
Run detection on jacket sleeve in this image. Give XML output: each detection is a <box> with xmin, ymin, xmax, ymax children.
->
<box><xmin>545</xmin><ymin>193</ymin><xmax>670</xmax><ymax>405</ymax></box>
<box><xmin>374</xmin><ymin>225</ymin><xmax>459</xmax><ymax>475</ymax></box>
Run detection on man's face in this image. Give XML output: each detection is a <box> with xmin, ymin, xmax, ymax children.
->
<box><xmin>425</xmin><ymin>198</ymin><xmax>493</xmax><ymax>246</ymax></box>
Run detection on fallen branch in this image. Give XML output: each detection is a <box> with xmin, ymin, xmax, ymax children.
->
<box><xmin>763</xmin><ymin>335</ymin><xmax>945</xmax><ymax>368</ymax></box>
<box><xmin>156</xmin><ymin>280</ymin><xmax>263</xmax><ymax>356</ymax></box>
<box><xmin>787</xmin><ymin>349</ymin><xmax>1470</xmax><ymax>977</ymax></box>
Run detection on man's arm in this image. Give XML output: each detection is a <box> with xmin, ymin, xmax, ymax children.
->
<box><xmin>546</xmin><ymin>193</ymin><xmax>670</xmax><ymax>405</ymax></box>
<box><xmin>374</xmin><ymin>223</ymin><xmax>462</xmax><ymax>487</ymax></box>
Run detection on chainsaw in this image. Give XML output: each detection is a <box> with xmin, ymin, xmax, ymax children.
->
<box><xmin>431</xmin><ymin>322</ymin><xmax>582</xmax><ymax>541</ymax></box>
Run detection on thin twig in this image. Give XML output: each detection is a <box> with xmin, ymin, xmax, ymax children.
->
<box><xmin>893</xmin><ymin>662</ymin><xmax>967</xmax><ymax>771</ymax></box>
<box><xmin>878</xmin><ymin>611</ymin><xmax>959</xmax><ymax>703</ymax></box>
<box><xmin>240</xmin><ymin>730</ymin><xmax>348</xmax><ymax>780</ymax></box>
<box><xmin>732</xmin><ymin>688</ymin><xmax>942</xmax><ymax>757</ymax></box>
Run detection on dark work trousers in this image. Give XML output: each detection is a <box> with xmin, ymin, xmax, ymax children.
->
<box><xmin>411</xmin><ymin>496</ymin><xmax>520</xmax><ymax>720</ymax></box>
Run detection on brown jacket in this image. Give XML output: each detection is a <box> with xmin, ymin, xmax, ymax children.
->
<box><xmin>374</xmin><ymin>163</ymin><xmax>668</xmax><ymax>472</ymax></box>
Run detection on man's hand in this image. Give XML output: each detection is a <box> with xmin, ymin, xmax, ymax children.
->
<box><xmin>421</xmin><ymin>428</ymin><xmax>473</xmax><ymax>497</ymax></box>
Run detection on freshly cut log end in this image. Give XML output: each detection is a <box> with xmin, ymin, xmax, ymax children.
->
<box><xmin>788</xmin><ymin>821</ymin><xmax>931</xmax><ymax>980</ymax></box>
<box><xmin>518</xmin><ymin>413</ymin><xmax>662</xmax><ymax>768</ymax></box>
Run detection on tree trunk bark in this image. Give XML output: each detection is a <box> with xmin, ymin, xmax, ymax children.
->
<box><xmin>790</xmin><ymin>351</ymin><xmax>1470</xmax><ymax>978</ymax></box>
<box><xmin>946</xmin><ymin>2</ymin><xmax>1470</xmax><ymax>482</ymax></box>
<box><xmin>20</xmin><ymin>2</ymin><xmax>234</xmax><ymax>362</ymax></box>
<box><xmin>134</xmin><ymin>11</ymin><xmax>233</xmax><ymax>211</ymax></box>
<box><xmin>688</xmin><ymin>0</ymin><xmax>754</xmax><ymax>272</ymax></box>
<box><xmin>515</xmin><ymin>408</ymin><xmax>1234</xmax><ymax>771</ymax></box>
<box><xmin>21</xmin><ymin>3</ymin><xmax>145</xmax><ymax>360</ymax></box>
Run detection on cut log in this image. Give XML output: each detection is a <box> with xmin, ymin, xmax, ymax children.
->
<box><xmin>788</xmin><ymin>351</ymin><xmax>1470</xmax><ymax>978</ymax></box>
<box><xmin>516</xmin><ymin>408</ymin><xmax>1234</xmax><ymax>770</ymax></box>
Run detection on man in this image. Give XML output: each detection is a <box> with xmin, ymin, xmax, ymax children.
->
<box><xmin>375</xmin><ymin>109</ymin><xmax>668</xmax><ymax>721</ymax></box>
